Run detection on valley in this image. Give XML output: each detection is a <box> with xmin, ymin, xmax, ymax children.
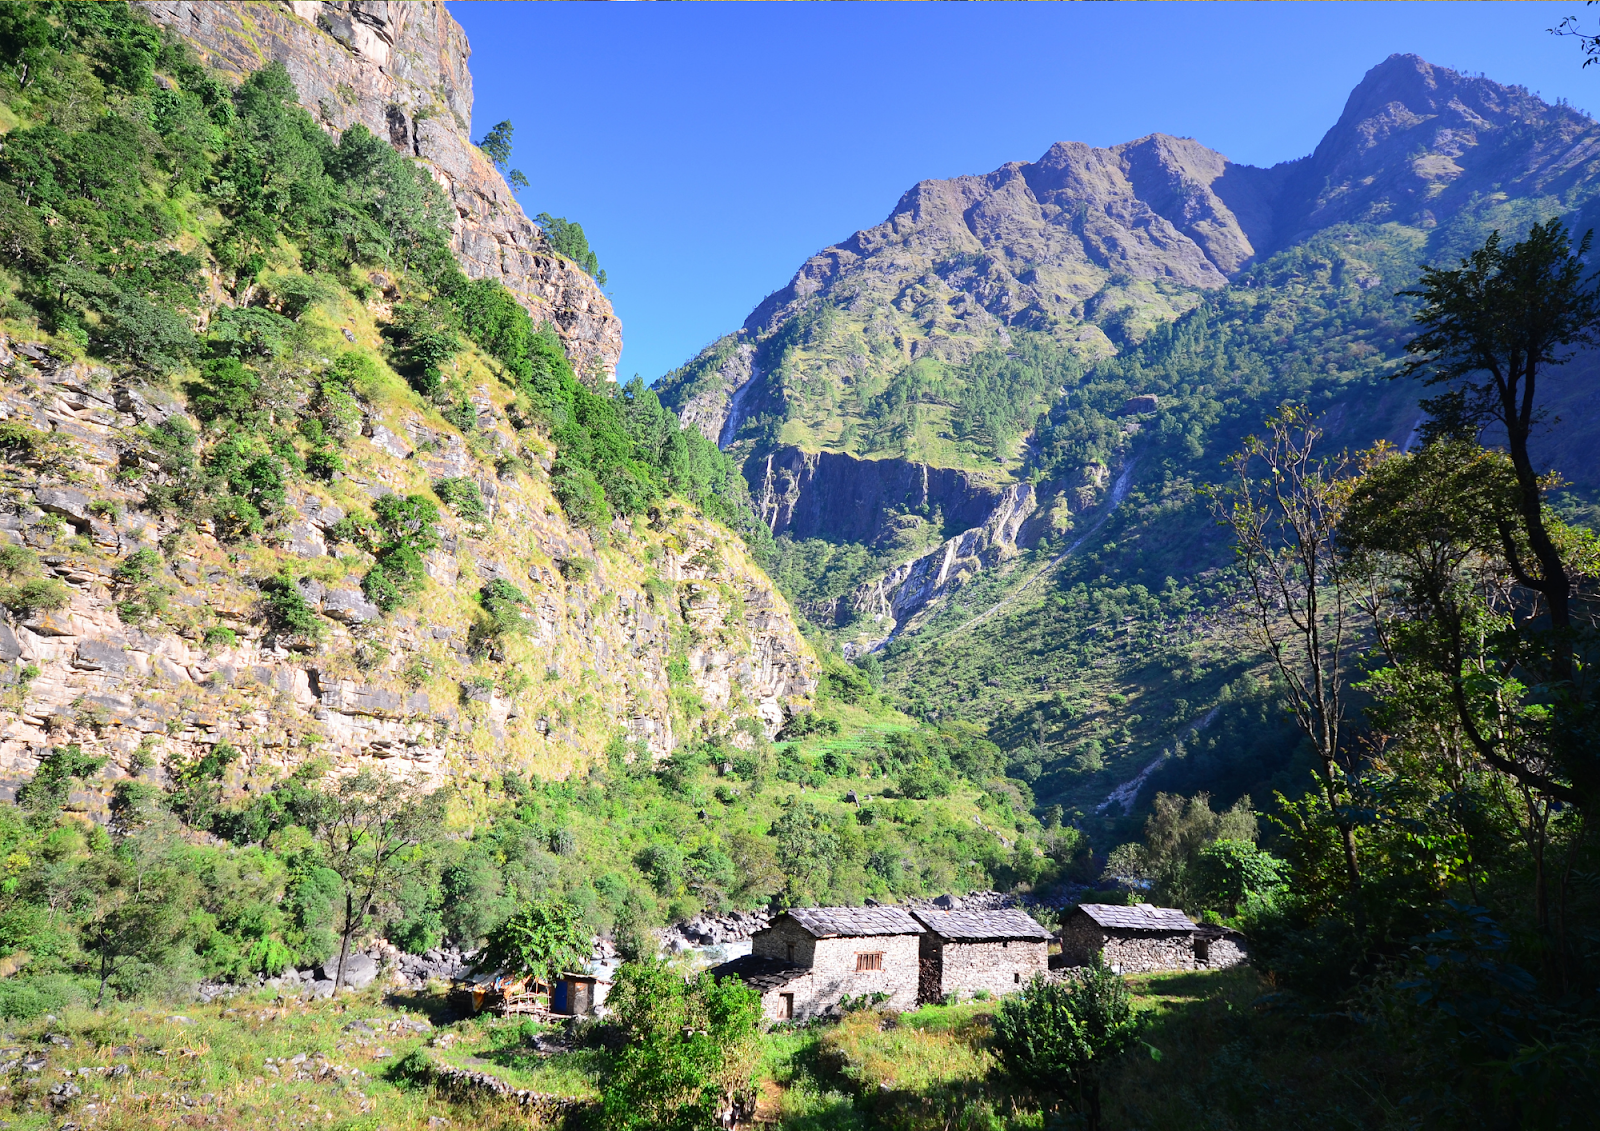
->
<box><xmin>0</xmin><ymin>3</ymin><xmax>1595</xmax><ymax>1128</ymax></box>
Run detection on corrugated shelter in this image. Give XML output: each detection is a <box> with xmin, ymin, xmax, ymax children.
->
<box><xmin>1061</xmin><ymin>903</ymin><xmax>1201</xmax><ymax>974</ymax></box>
<box><xmin>912</xmin><ymin>908</ymin><xmax>1052</xmax><ymax>1003</ymax></box>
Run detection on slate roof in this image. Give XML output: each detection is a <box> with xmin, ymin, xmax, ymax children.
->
<box><xmin>782</xmin><ymin>906</ymin><xmax>923</xmax><ymax>938</ymax></box>
<box><xmin>912</xmin><ymin>908</ymin><xmax>1054</xmax><ymax>942</ymax></box>
<box><xmin>708</xmin><ymin>954</ymin><xmax>809</xmax><ymax>992</ymax></box>
<box><xmin>1075</xmin><ymin>903</ymin><xmax>1195</xmax><ymax>933</ymax></box>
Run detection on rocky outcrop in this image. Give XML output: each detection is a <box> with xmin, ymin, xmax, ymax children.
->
<box><xmin>0</xmin><ymin>334</ymin><xmax>815</xmax><ymax>803</ymax></box>
<box><xmin>838</xmin><ymin>483</ymin><xmax>1036</xmax><ymax>644</ymax></box>
<box><xmin>753</xmin><ymin>447</ymin><xmax>1007</xmax><ymax>547</ymax></box>
<box><xmin>659</xmin><ymin>53</ymin><xmax>1600</xmax><ymax>448</ymax></box>
<box><xmin>134</xmin><ymin>1</ymin><xmax>622</xmax><ymax>381</ymax></box>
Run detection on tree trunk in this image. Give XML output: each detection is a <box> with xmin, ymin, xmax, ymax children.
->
<box><xmin>334</xmin><ymin>890</ymin><xmax>354</xmax><ymax>993</ymax></box>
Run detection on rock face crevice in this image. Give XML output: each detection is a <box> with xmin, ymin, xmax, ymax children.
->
<box><xmin>134</xmin><ymin>0</ymin><xmax>622</xmax><ymax>381</ymax></box>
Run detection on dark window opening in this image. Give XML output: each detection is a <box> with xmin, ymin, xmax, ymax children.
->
<box><xmin>779</xmin><ymin>992</ymin><xmax>794</xmax><ymax>1020</ymax></box>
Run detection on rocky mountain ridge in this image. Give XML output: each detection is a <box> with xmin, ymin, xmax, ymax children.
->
<box><xmin>658</xmin><ymin>52</ymin><xmax>1600</xmax><ymax>649</ymax></box>
<box><xmin>134</xmin><ymin>0</ymin><xmax>623</xmax><ymax>382</ymax></box>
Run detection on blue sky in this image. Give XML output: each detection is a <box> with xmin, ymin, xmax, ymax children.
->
<box><xmin>447</xmin><ymin>1</ymin><xmax>1600</xmax><ymax>385</ymax></box>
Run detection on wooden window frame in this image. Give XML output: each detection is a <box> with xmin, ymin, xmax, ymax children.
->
<box><xmin>855</xmin><ymin>951</ymin><xmax>884</xmax><ymax>973</ymax></box>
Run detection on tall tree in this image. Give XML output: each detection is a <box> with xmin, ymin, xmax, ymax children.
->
<box><xmin>1214</xmin><ymin>406</ymin><xmax>1363</xmax><ymax>896</ymax></box>
<box><xmin>307</xmin><ymin>770</ymin><xmax>446</xmax><ymax>991</ymax></box>
<box><xmin>1401</xmin><ymin>218</ymin><xmax>1600</xmax><ymax>807</ymax></box>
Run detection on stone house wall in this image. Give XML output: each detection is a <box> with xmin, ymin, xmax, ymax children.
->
<box><xmin>751</xmin><ymin>918</ymin><xmax>818</xmax><ymax>968</ymax></box>
<box><xmin>755</xmin><ymin>975</ymin><xmax>815</xmax><ymax>1023</ymax></box>
<box><xmin>1102</xmin><ymin>932</ymin><xmax>1195</xmax><ymax>974</ymax></box>
<box><xmin>1060</xmin><ymin>913</ymin><xmax>1198</xmax><ymax>974</ymax></box>
<box><xmin>750</xmin><ymin>921</ymin><xmax>918</xmax><ymax>1018</ymax></box>
<box><xmin>926</xmin><ymin>937</ymin><xmax>1048</xmax><ymax>1001</ymax></box>
<box><xmin>1059</xmin><ymin>914</ymin><xmax>1108</xmax><ymax>966</ymax></box>
<box><xmin>1197</xmin><ymin>936</ymin><xmax>1248</xmax><ymax>970</ymax></box>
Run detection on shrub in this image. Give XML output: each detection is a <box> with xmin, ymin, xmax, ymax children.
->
<box><xmin>434</xmin><ymin>476</ymin><xmax>487</xmax><ymax>523</ymax></box>
<box><xmin>898</xmin><ymin>759</ymin><xmax>953</xmax><ymax>800</ymax></box>
<box><xmin>2</xmin><ymin>577</ymin><xmax>69</xmax><ymax>617</ymax></box>
<box><xmin>476</xmin><ymin>898</ymin><xmax>589</xmax><ymax>983</ymax></box>
<box><xmin>0</xmin><ymin>544</ymin><xmax>37</xmax><ymax>580</ymax></box>
<box><xmin>261</xmin><ymin>575</ymin><xmax>323</xmax><ymax>641</ymax></box>
<box><xmin>597</xmin><ymin>959</ymin><xmax>762</xmax><ymax>1131</ymax></box>
<box><xmin>993</xmin><ymin>960</ymin><xmax>1141</xmax><ymax>1131</ymax></box>
<box><xmin>0</xmin><ymin>975</ymin><xmax>84</xmax><ymax>1021</ymax></box>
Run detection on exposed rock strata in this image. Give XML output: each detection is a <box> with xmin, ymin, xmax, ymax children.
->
<box><xmin>134</xmin><ymin>0</ymin><xmax>622</xmax><ymax>381</ymax></box>
<box><xmin>0</xmin><ymin>334</ymin><xmax>815</xmax><ymax>804</ymax></box>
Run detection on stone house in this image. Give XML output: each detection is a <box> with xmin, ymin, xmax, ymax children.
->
<box><xmin>911</xmin><ymin>908</ymin><xmax>1052</xmax><ymax>1003</ymax></box>
<box><xmin>1060</xmin><ymin>903</ymin><xmax>1202</xmax><ymax>974</ymax></box>
<box><xmin>714</xmin><ymin>906</ymin><xmax>921</xmax><ymax>1021</ymax></box>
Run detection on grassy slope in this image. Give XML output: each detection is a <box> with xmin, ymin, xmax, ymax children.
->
<box><xmin>754</xmin><ymin>968</ymin><xmax>1407</xmax><ymax>1131</ymax></box>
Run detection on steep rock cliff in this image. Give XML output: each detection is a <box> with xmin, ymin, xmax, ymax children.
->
<box><xmin>134</xmin><ymin>0</ymin><xmax>623</xmax><ymax>382</ymax></box>
<box><xmin>0</xmin><ymin>330</ymin><xmax>814</xmax><ymax>804</ymax></box>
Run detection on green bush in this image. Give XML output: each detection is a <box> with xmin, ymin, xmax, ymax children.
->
<box><xmin>260</xmin><ymin>575</ymin><xmax>322</xmax><ymax>641</ymax></box>
<box><xmin>434</xmin><ymin>476</ymin><xmax>487</xmax><ymax>523</ymax></box>
<box><xmin>993</xmin><ymin>960</ymin><xmax>1142</xmax><ymax>1130</ymax></box>
<box><xmin>0</xmin><ymin>975</ymin><xmax>84</xmax><ymax>1021</ymax></box>
<box><xmin>597</xmin><ymin>959</ymin><xmax>762</xmax><ymax>1131</ymax></box>
<box><xmin>1</xmin><ymin>577</ymin><xmax>70</xmax><ymax>617</ymax></box>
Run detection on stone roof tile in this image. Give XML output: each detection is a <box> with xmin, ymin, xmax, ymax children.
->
<box><xmin>912</xmin><ymin>908</ymin><xmax>1053</xmax><ymax>941</ymax></box>
<box><xmin>1076</xmin><ymin>903</ymin><xmax>1195</xmax><ymax>933</ymax></box>
<box><xmin>708</xmin><ymin>954</ymin><xmax>809</xmax><ymax>992</ymax></box>
<box><xmin>783</xmin><ymin>906</ymin><xmax>922</xmax><ymax>938</ymax></box>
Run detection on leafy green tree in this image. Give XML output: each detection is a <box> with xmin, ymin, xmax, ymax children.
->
<box><xmin>1400</xmin><ymin>218</ymin><xmax>1600</xmax><ymax>809</ymax></box>
<box><xmin>1194</xmin><ymin>838</ymin><xmax>1285</xmax><ymax>918</ymax></box>
<box><xmin>80</xmin><ymin>812</ymin><xmax>197</xmax><ymax>1007</ymax></box>
<box><xmin>476</xmin><ymin>897</ymin><xmax>589</xmax><ymax>983</ymax></box>
<box><xmin>993</xmin><ymin>960</ymin><xmax>1142</xmax><ymax>1131</ymax></box>
<box><xmin>598</xmin><ymin>958</ymin><xmax>763</xmax><ymax>1131</ymax></box>
<box><xmin>304</xmin><ymin>770</ymin><xmax>447</xmax><ymax>991</ymax></box>
<box><xmin>772</xmin><ymin>799</ymin><xmax>838</xmax><ymax>903</ymax></box>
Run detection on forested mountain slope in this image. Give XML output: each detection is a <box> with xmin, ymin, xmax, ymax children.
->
<box><xmin>0</xmin><ymin>1</ymin><xmax>1064</xmax><ymax>1024</ymax></box>
<box><xmin>658</xmin><ymin>53</ymin><xmax>1600</xmax><ymax>827</ymax></box>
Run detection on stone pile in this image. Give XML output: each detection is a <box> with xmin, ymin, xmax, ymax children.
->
<box><xmin>394</xmin><ymin>944</ymin><xmax>475</xmax><ymax>989</ymax></box>
<box><xmin>659</xmin><ymin>909</ymin><xmax>771</xmax><ymax>951</ymax></box>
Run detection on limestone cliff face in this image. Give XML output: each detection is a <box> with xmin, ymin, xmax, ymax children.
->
<box><xmin>134</xmin><ymin>1</ymin><xmax>623</xmax><ymax>382</ymax></box>
<box><xmin>0</xmin><ymin>328</ymin><xmax>813</xmax><ymax>803</ymax></box>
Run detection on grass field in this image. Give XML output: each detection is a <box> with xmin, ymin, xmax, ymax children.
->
<box><xmin>0</xmin><ymin>965</ymin><xmax>1407</xmax><ymax>1130</ymax></box>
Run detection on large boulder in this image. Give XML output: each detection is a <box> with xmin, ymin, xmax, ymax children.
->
<box><xmin>318</xmin><ymin>952</ymin><xmax>380</xmax><ymax>990</ymax></box>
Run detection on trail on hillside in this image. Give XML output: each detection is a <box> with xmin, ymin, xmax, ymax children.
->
<box><xmin>941</xmin><ymin>458</ymin><xmax>1138</xmax><ymax>642</ymax></box>
<box><xmin>1096</xmin><ymin>704</ymin><xmax>1222</xmax><ymax>814</ymax></box>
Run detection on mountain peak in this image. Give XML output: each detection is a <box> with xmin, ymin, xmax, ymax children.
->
<box><xmin>1267</xmin><ymin>52</ymin><xmax>1600</xmax><ymax>245</ymax></box>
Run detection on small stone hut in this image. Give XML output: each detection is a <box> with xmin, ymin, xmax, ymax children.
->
<box><xmin>912</xmin><ymin>907</ymin><xmax>1052</xmax><ymax>1003</ymax></box>
<box><xmin>707</xmin><ymin>953</ymin><xmax>812</xmax><ymax>1022</ymax></box>
<box><xmin>717</xmin><ymin>906</ymin><xmax>921</xmax><ymax>1021</ymax></box>
<box><xmin>1060</xmin><ymin>903</ymin><xmax>1201</xmax><ymax>973</ymax></box>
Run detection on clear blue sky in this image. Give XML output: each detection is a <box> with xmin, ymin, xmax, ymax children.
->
<box><xmin>447</xmin><ymin>1</ymin><xmax>1600</xmax><ymax>385</ymax></box>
